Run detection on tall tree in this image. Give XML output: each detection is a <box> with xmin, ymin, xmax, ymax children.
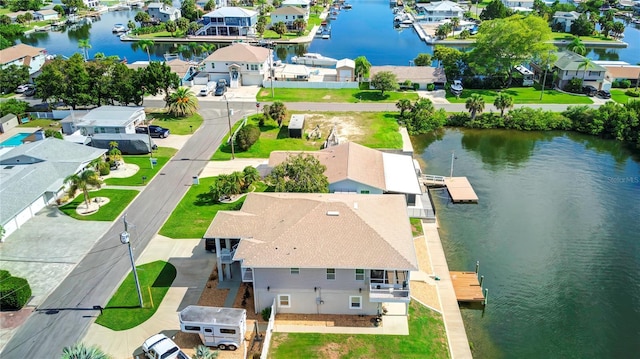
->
<box><xmin>273</xmin><ymin>22</ymin><xmax>287</xmax><ymax>38</ymax></box>
<box><xmin>567</xmin><ymin>36</ymin><xmax>586</xmax><ymax>55</ymax></box>
<box><xmin>198</xmin><ymin>43</ymin><xmax>216</xmax><ymax>56</ymax></box>
<box><xmin>570</xmin><ymin>13</ymin><xmax>594</xmax><ymax>37</ymax></box>
<box><xmin>371</xmin><ymin>71</ymin><xmax>399</xmax><ymax>96</ymax></box>
<box><xmin>61</xmin><ymin>0</ymin><xmax>85</xmax><ymax>12</ymax></box>
<box><xmin>165</xmin><ymin>20</ymin><xmax>177</xmax><ymax>36</ymax></box>
<box><xmin>471</xmin><ymin>15</ymin><xmax>555</xmax><ymax>87</ymax></box>
<box><xmin>180</xmin><ymin>0</ymin><xmax>202</xmax><ymax>22</ymax></box>
<box><xmin>137</xmin><ymin>39</ymin><xmax>155</xmax><ymax>62</ymax></box>
<box><xmin>166</xmin><ymin>87</ymin><xmax>198</xmax><ymax>117</ymax></box>
<box><xmin>480</xmin><ymin>0</ymin><xmax>512</xmax><ymax>20</ymax></box>
<box><xmin>450</xmin><ymin>17</ymin><xmax>460</xmax><ymax>36</ymax></box>
<box><xmin>141</xmin><ymin>61</ymin><xmax>180</xmax><ymax>103</ymax></box>
<box><xmin>396</xmin><ymin>99</ymin><xmax>412</xmax><ymax>118</ymax></box>
<box><xmin>466</xmin><ymin>94</ymin><xmax>485</xmax><ymax>120</ymax></box>
<box><xmin>34</xmin><ymin>58</ymin><xmax>66</xmax><ymax>105</ymax></box>
<box><xmin>78</xmin><ymin>38</ymin><xmax>91</xmax><ymax>61</ymax></box>
<box><xmin>578</xmin><ymin>57</ymin><xmax>596</xmax><ymax>81</ymax></box>
<box><xmin>204</xmin><ymin>0</ymin><xmax>216</xmax><ymax>11</ymax></box>
<box><xmin>0</xmin><ymin>64</ymin><xmax>29</xmax><ymax>94</ymax></box>
<box><xmin>413</xmin><ymin>53</ymin><xmax>432</xmax><ymax>67</ymax></box>
<box><xmin>64</xmin><ymin>170</ymin><xmax>102</xmax><ymax>210</ymax></box>
<box><xmin>267</xmin><ymin>154</ymin><xmax>329</xmax><ymax>193</ymax></box>
<box><xmin>61</xmin><ymin>53</ymin><xmax>91</xmax><ymax>109</ymax></box>
<box><xmin>264</xmin><ymin>101</ymin><xmax>287</xmax><ymax>126</ymax></box>
<box><xmin>494</xmin><ymin>92</ymin><xmax>514</xmax><ymax>117</ymax></box>
<box><xmin>242</xmin><ymin>166</ymin><xmax>261</xmax><ymax>191</ymax></box>
<box><xmin>354</xmin><ymin>56</ymin><xmax>371</xmax><ymax>80</ymax></box>
<box><xmin>433</xmin><ymin>46</ymin><xmax>467</xmax><ymax>81</ymax></box>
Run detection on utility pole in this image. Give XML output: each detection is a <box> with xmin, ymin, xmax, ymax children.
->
<box><xmin>120</xmin><ymin>215</ymin><xmax>143</xmax><ymax>308</ymax></box>
<box><xmin>224</xmin><ymin>94</ymin><xmax>235</xmax><ymax>159</ymax></box>
<box><xmin>270</xmin><ymin>48</ymin><xmax>274</xmax><ymax>98</ymax></box>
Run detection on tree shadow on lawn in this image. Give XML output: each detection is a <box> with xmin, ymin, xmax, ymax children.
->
<box><xmin>151</xmin><ymin>261</ymin><xmax>177</xmax><ymax>288</ymax></box>
<box><xmin>353</xmin><ymin>91</ymin><xmax>391</xmax><ymax>102</ymax></box>
<box><xmin>195</xmin><ymin>191</ymin><xmax>216</xmax><ymax>206</ymax></box>
<box><xmin>276</xmin><ymin>126</ymin><xmax>291</xmax><ymax>139</ymax></box>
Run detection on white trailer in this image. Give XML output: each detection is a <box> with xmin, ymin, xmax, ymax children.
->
<box><xmin>179</xmin><ymin>306</ymin><xmax>246</xmax><ymax>351</ymax></box>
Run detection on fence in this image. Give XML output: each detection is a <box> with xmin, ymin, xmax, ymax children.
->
<box><xmin>261</xmin><ymin>80</ymin><xmax>359</xmax><ymax>89</ymax></box>
<box><xmin>260</xmin><ymin>299</ymin><xmax>277</xmax><ymax>359</ymax></box>
<box><xmin>27</xmin><ymin>110</ymin><xmax>89</xmax><ymax>120</ymax></box>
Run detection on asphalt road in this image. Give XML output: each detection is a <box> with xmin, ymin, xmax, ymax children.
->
<box><xmin>0</xmin><ymin>104</ymin><xmax>247</xmax><ymax>358</ymax></box>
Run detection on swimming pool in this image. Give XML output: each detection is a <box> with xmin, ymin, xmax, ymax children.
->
<box><xmin>0</xmin><ymin>133</ymin><xmax>31</xmax><ymax>147</ymax></box>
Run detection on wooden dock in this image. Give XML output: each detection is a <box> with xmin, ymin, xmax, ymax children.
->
<box><xmin>450</xmin><ymin>271</ymin><xmax>485</xmax><ymax>303</ymax></box>
<box><xmin>420</xmin><ymin>175</ymin><xmax>478</xmax><ymax>203</ymax></box>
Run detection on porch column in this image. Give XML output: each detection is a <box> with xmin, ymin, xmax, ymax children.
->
<box><xmin>216</xmin><ymin>238</ymin><xmax>224</xmax><ymax>282</ymax></box>
<box><xmin>224</xmin><ymin>238</ymin><xmax>232</xmax><ymax>279</ymax></box>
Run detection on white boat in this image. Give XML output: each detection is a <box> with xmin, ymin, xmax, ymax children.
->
<box><xmin>322</xmin><ymin>34</ymin><xmax>330</xmax><ymax>39</ymax></box>
<box><xmin>291</xmin><ymin>53</ymin><xmax>338</xmax><ymax>67</ymax></box>
<box><xmin>112</xmin><ymin>24</ymin><xmax>127</xmax><ymax>32</ymax></box>
<box><xmin>450</xmin><ymin>80</ymin><xmax>463</xmax><ymax>95</ymax></box>
<box><xmin>401</xmin><ymin>19</ymin><xmax>413</xmax><ymax>25</ymax></box>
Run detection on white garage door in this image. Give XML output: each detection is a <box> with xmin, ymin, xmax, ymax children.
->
<box><xmin>15</xmin><ymin>207</ymin><xmax>32</xmax><ymax>228</ymax></box>
<box><xmin>29</xmin><ymin>196</ymin><xmax>47</xmax><ymax>216</ymax></box>
<box><xmin>2</xmin><ymin>219</ymin><xmax>18</xmax><ymax>239</ymax></box>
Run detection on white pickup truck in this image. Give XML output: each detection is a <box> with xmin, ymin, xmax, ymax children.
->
<box><xmin>142</xmin><ymin>334</ymin><xmax>189</xmax><ymax>359</ymax></box>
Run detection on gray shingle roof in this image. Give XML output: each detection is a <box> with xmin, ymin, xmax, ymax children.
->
<box><xmin>204</xmin><ymin>192</ymin><xmax>418</xmax><ymax>271</ymax></box>
<box><xmin>554</xmin><ymin>51</ymin><xmax>607</xmax><ymax>72</ymax></box>
<box><xmin>0</xmin><ymin>138</ymin><xmax>106</xmax><ymax>225</ymax></box>
<box><xmin>203</xmin><ymin>43</ymin><xmax>270</xmax><ymax>63</ymax></box>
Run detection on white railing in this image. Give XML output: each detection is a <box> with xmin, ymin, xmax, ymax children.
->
<box><xmin>369</xmin><ymin>283</ymin><xmax>410</xmax><ymax>301</ymax></box>
<box><xmin>260</xmin><ymin>298</ymin><xmax>277</xmax><ymax>359</ymax></box>
<box><xmin>421</xmin><ymin>174</ymin><xmax>446</xmax><ymax>183</ymax></box>
<box><xmin>241</xmin><ymin>267</ymin><xmax>253</xmax><ymax>282</ymax></box>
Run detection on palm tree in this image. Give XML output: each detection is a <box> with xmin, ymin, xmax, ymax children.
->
<box><xmin>138</xmin><ymin>39</ymin><xmax>155</xmax><ymax>62</ymax></box>
<box><xmin>293</xmin><ymin>18</ymin><xmax>306</xmax><ymax>32</ymax></box>
<box><xmin>242</xmin><ymin>166</ymin><xmax>261</xmax><ymax>191</ymax></box>
<box><xmin>167</xmin><ymin>87</ymin><xmax>199</xmax><ymax>117</ymax></box>
<box><xmin>611</xmin><ymin>21</ymin><xmax>625</xmax><ymax>38</ymax></box>
<box><xmin>64</xmin><ymin>170</ymin><xmax>102</xmax><ymax>210</ymax></box>
<box><xmin>108</xmin><ymin>141</ymin><xmax>122</xmax><ymax>162</ymax></box>
<box><xmin>354</xmin><ymin>56</ymin><xmax>371</xmax><ymax>81</ymax></box>
<box><xmin>450</xmin><ymin>17</ymin><xmax>460</xmax><ymax>36</ymax></box>
<box><xmin>396</xmin><ymin>99</ymin><xmax>412</xmax><ymax>118</ymax></box>
<box><xmin>176</xmin><ymin>44</ymin><xmax>190</xmax><ymax>60</ymax></box>
<box><xmin>567</xmin><ymin>37</ymin><xmax>586</xmax><ymax>56</ymax></box>
<box><xmin>188</xmin><ymin>41</ymin><xmax>200</xmax><ymax>59</ymax></box>
<box><xmin>465</xmin><ymin>94</ymin><xmax>485</xmax><ymax>120</ymax></box>
<box><xmin>61</xmin><ymin>343</ymin><xmax>110</xmax><ymax>359</ymax></box>
<box><xmin>198</xmin><ymin>43</ymin><xmax>216</xmax><ymax>57</ymax></box>
<box><xmin>578</xmin><ymin>57</ymin><xmax>595</xmax><ymax>81</ymax></box>
<box><xmin>493</xmin><ymin>93</ymin><xmax>514</xmax><ymax>117</ymax></box>
<box><xmin>78</xmin><ymin>39</ymin><xmax>91</xmax><ymax>61</ymax></box>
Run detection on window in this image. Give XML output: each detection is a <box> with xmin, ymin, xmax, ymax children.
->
<box><xmin>204</xmin><ymin>328</ymin><xmax>213</xmax><ymax>333</ymax></box>
<box><xmin>250</xmin><ymin>64</ymin><xmax>258</xmax><ymax>71</ymax></box>
<box><xmin>184</xmin><ymin>325</ymin><xmax>201</xmax><ymax>331</ymax></box>
<box><xmin>326</xmin><ymin>268</ymin><xmax>336</xmax><ymax>280</ymax></box>
<box><xmin>278</xmin><ymin>294</ymin><xmax>291</xmax><ymax>308</ymax></box>
<box><xmin>220</xmin><ymin>328</ymin><xmax>236</xmax><ymax>334</ymax></box>
<box><xmin>211</xmin><ymin>63</ymin><xmax>215</xmax><ymax>69</ymax></box>
<box><xmin>355</xmin><ymin>269</ymin><xmax>365</xmax><ymax>281</ymax></box>
<box><xmin>360</xmin><ymin>190</ymin><xmax>370</xmax><ymax>194</ymax></box>
<box><xmin>349</xmin><ymin>296</ymin><xmax>362</xmax><ymax>309</ymax></box>
<box><xmin>290</xmin><ymin>268</ymin><xmax>300</xmax><ymax>275</ymax></box>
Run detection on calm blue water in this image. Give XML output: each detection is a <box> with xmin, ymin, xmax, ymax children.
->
<box><xmin>0</xmin><ymin>133</ymin><xmax>30</xmax><ymax>147</ymax></box>
<box><xmin>15</xmin><ymin>1</ymin><xmax>640</xmax><ymax>65</ymax></box>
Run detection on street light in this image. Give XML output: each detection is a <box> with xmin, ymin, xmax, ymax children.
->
<box><xmin>223</xmin><ymin>94</ymin><xmax>235</xmax><ymax>160</ymax></box>
<box><xmin>120</xmin><ymin>214</ymin><xmax>143</xmax><ymax>308</ymax></box>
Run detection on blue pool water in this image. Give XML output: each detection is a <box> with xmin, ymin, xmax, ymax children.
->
<box><xmin>0</xmin><ymin>133</ymin><xmax>31</xmax><ymax>147</ymax></box>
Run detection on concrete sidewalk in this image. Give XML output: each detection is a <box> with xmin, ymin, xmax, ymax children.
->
<box><xmin>82</xmin><ymin>236</ymin><xmax>215</xmax><ymax>359</ymax></box>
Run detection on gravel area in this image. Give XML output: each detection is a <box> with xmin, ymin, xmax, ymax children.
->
<box><xmin>411</xmin><ymin>281</ymin><xmax>441</xmax><ymax>312</ymax></box>
<box><xmin>414</xmin><ymin>236</ymin><xmax>434</xmax><ymax>274</ymax></box>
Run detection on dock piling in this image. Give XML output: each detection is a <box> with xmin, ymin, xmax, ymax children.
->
<box><xmin>484</xmin><ymin>288</ymin><xmax>489</xmax><ymax>305</ymax></box>
<box><xmin>475</xmin><ymin>260</ymin><xmax>479</xmax><ymax>274</ymax></box>
<box><xmin>479</xmin><ymin>275</ymin><xmax>484</xmax><ymax>288</ymax></box>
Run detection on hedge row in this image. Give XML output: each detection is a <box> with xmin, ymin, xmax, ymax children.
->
<box><xmin>0</xmin><ymin>270</ymin><xmax>32</xmax><ymax>310</ymax></box>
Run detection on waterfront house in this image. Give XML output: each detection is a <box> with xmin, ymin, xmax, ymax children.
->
<box><xmin>83</xmin><ymin>0</ymin><xmax>100</xmax><ymax>9</ymax></box>
<box><xmin>197</xmin><ymin>7</ymin><xmax>258</xmax><ymax>36</ymax></box>
<box><xmin>552</xmin><ymin>11</ymin><xmax>581</xmax><ymax>32</ymax></box>
<box><xmin>60</xmin><ymin>106</ymin><xmax>146</xmax><ymax>136</ymax></box>
<box><xmin>146</xmin><ymin>2</ymin><xmax>182</xmax><ymax>22</ymax></box>
<box><xmin>369</xmin><ymin>66</ymin><xmax>447</xmax><ymax>90</ymax></box>
<box><xmin>531</xmin><ymin>51</ymin><xmax>607</xmax><ymax>90</ymax></box>
<box><xmin>203</xmin><ymin>192</ymin><xmax>419</xmax><ymax>316</ymax></box>
<box><xmin>268</xmin><ymin>141</ymin><xmax>423</xmax><ymax>205</ymax></box>
<box><xmin>33</xmin><ymin>9</ymin><xmax>60</xmax><ymax>21</ymax></box>
<box><xmin>201</xmin><ymin>43</ymin><xmax>270</xmax><ymax>87</ymax></box>
<box><xmin>414</xmin><ymin>1</ymin><xmax>464</xmax><ymax>23</ymax></box>
<box><xmin>600</xmin><ymin>62</ymin><xmax>640</xmax><ymax>87</ymax></box>
<box><xmin>0</xmin><ymin>44</ymin><xmax>47</xmax><ymax>79</ymax></box>
<box><xmin>0</xmin><ymin>138</ymin><xmax>106</xmax><ymax>239</ymax></box>
<box><xmin>501</xmin><ymin>0</ymin><xmax>535</xmax><ymax>10</ymax></box>
<box><xmin>126</xmin><ymin>59</ymin><xmax>199</xmax><ymax>86</ymax></box>
<box><xmin>282</xmin><ymin>0</ymin><xmax>311</xmax><ymax>10</ymax></box>
<box><xmin>270</xmin><ymin>6</ymin><xmax>309</xmax><ymax>28</ymax></box>
<box><xmin>5</xmin><ymin>11</ymin><xmax>32</xmax><ymax>23</ymax></box>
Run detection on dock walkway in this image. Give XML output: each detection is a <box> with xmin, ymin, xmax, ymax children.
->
<box><xmin>420</xmin><ymin>175</ymin><xmax>479</xmax><ymax>203</ymax></box>
<box><xmin>450</xmin><ymin>271</ymin><xmax>485</xmax><ymax>303</ymax></box>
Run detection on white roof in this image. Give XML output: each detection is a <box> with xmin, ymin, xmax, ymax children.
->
<box><xmin>74</xmin><ymin>106</ymin><xmax>144</xmax><ymax>128</ymax></box>
<box><xmin>179</xmin><ymin>306</ymin><xmax>245</xmax><ymax>325</ymax></box>
<box><xmin>204</xmin><ymin>7</ymin><xmax>257</xmax><ymax>18</ymax></box>
<box><xmin>418</xmin><ymin>0</ymin><xmax>465</xmax><ymax>12</ymax></box>
<box><xmin>282</xmin><ymin>0</ymin><xmax>310</xmax><ymax>5</ymax></box>
<box><xmin>336</xmin><ymin>58</ymin><xmax>355</xmax><ymax>69</ymax></box>
<box><xmin>382</xmin><ymin>152</ymin><xmax>422</xmax><ymax>195</ymax></box>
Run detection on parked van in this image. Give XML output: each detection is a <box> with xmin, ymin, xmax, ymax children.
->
<box><xmin>179</xmin><ymin>306</ymin><xmax>246</xmax><ymax>351</ymax></box>
<box><xmin>199</xmin><ymin>82</ymin><xmax>215</xmax><ymax>96</ymax></box>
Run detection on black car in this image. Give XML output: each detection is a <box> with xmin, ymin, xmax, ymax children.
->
<box><xmin>583</xmin><ymin>85</ymin><xmax>598</xmax><ymax>97</ymax></box>
<box><xmin>597</xmin><ymin>90</ymin><xmax>611</xmax><ymax>99</ymax></box>
<box><xmin>214</xmin><ymin>82</ymin><xmax>227</xmax><ymax>96</ymax></box>
<box><xmin>24</xmin><ymin>86</ymin><xmax>36</xmax><ymax>97</ymax></box>
<box><xmin>136</xmin><ymin>125</ymin><xmax>170</xmax><ymax>138</ymax></box>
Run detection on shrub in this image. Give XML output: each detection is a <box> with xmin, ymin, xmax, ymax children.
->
<box><xmin>235</xmin><ymin>124</ymin><xmax>260</xmax><ymax>151</ymax></box>
<box><xmin>625</xmin><ymin>89</ymin><xmax>640</xmax><ymax>97</ymax></box>
<box><xmin>98</xmin><ymin>162</ymin><xmax>110</xmax><ymax>176</ymax></box>
<box><xmin>261</xmin><ymin>306</ymin><xmax>272</xmax><ymax>321</ymax></box>
<box><xmin>564</xmin><ymin>78</ymin><xmax>583</xmax><ymax>93</ymax></box>
<box><xmin>359</xmin><ymin>81</ymin><xmax>370</xmax><ymax>90</ymax></box>
<box><xmin>427</xmin><ymin>83</ymin><xmax>435</xmax><ymax>91</ymax></box>
<box><xmin>447</xmin><ymin>113</ymin><xmax>470</xmax><ymax>126</ymax></box>
<box><xmin>613</xmin><ymin>79</ymin><xmax>631</xmax><ymax>88</ymax></box>
<box><xmin>0</xmin><ymin>275</ymin><xmax>32</xmax><ymax>310</ymax></box>
<box><xmin>0</xmin><ymin>270</ymin><xmax>11</xmax><ymax>281</ymax></box>
<box><xmin>413</xmin><ymin>83</ymin><xmax>420</xmax><ymax>90</ymax></box>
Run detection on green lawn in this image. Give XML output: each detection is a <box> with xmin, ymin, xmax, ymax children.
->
<box><xmin>257</xmin><ymin>88</ymin><xmax>419</xmax><ymax>103</ymax></box>
<box><xmin>410</xmin><ymin>218</ymin><xmax>424</xmax><ymax>237</ymax></box>
<box><xmin>147</xmin><ymin>112</ymin><xmax>203</xmax><ymax>135</ymax></box>
<box><xmin>59</xmin><ymin>189</ymin><xmax>139</xmax><ymax>221</ymax></box>
<box><xmin>269</xmin><ymin>301</ymin><xmax>449</xmax><ymax>359</ymax></box>
<box><xmin>551</xmin><ymin>33</ymin><xmax>619</xmax><ymax>42</ymax></box>
<box><xmin>19</xmin><ymin>119</ymin><xmax>58</xmax><ymax>128</ymax></box>
<box><xmin>159</xmin><ymin>176</ymin><xmax>248</xmax><ymax>238</ymax></box>
<box><xmin>95</xmin><ymin>260</ymin><xmax>176</xmax><ymax>331</ymax></box>
<box><xmin>610</xmin><ymin>89</ymin><xmax>640</xmax><ymax>104</ymax></box>
<box><xmin>445</xmin><ymin>86</ymin><xmax>593</xmax><ymax>104</ymax></box>
<box><xmin>104</xmin><ymin>147</ymin><xmax>177</xmax><ymax>186</ymax></box>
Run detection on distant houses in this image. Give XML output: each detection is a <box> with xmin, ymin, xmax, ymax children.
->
<box><xmin>197</xmin><ymin>7</ymin><xmax>258</xmax><ymax>36</ymax></box>
<box><xmin>145</xmin><ymin>2</ymin><xmax>182</xmax><ymax>23</ymax></box>
<box><xmin>0</xmin><ymin>44</ymin><xmax>47</xmax><ymax>80</ymax></box>
<box><xmin>415</xmin><ymin>1</ymin><xmax>465</xmax><ymax>23</ymax></box>
<box><xmin>270</xmin><ymin>6</ymin><xmax>309</xmax><ymax>28</ymax></box>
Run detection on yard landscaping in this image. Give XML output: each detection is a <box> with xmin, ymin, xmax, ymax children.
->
<box><xmin>257</xmin><ymin>88</ymin><xmax>419</xmax><ymax>103</ymax></box>
<box><xmin>59</xmin><ymin>189</ymin><xmax>139</xmax><ymax>221</ymax></box>
<box><xmin>95</xmin><ymin>260</ymin><xmax>176</xmax><ymax>331</ymax></box>
<box><xmin>104</xmin><ymin>147</ymin><xmax>177</xmax><ymax>186</ymax></box>
<box><xmin>269</xmin><ymin>301</ymin><xmax>450</xmax><ymax>359</ymax></box>
<box><xmin>610</xmin><ymin>89</ymin><xmax>639</xmax><ymax>104</ymax></box>
<box><xmin>159</xmin><ymin>176</ymin><xmax>249</xmax><ymax>239</ymax></box>
<box><xmin>445</xmin><ymin>86</ymin><xmax>593</xmax><ymax>104</ymax></box>
<box><xmin>147</xmin><ymin>112</ymin><xmax>203</xmax><ymax>135</ymax></box>
<box><xmin>18</xmin><ymin>119</ymin><xmax>58</xmax><ymax>128</ymax></box>
<box><xmin>212</xmin><ymin>112</ymin><xmax>402</xmax><ymax>160</ymax></box>
<box><xmin>410</xmin><ymin>218</ymin><xmax>424</xmax><ymax>237</ymax></box>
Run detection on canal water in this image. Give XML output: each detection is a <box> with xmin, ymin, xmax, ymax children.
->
<box><xmin>15</xmin><ymin>0</ymin><xmax>640</xmax><ymax>65</ymax></box>
<box><xmin>413</xmin><ymin>129</ymin><xmax>640</xmax><ymax>358</ymax></box>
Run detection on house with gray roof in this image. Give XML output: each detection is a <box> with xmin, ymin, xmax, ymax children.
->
<box><xmin>531</xmin><ymin>51</ymin><xmax>606</xmax><ymax>90</ymax></box>
<box><xmin>201</xmin><ymin>43</ymin><xmax>270</xmax><ymax>87</ymax></box>
<box><xmin>60</xmin><ymin>106</ymin><xmax>146</xmax><ymax>136</ymax></box>
<box><xmin>203</xmin><ymin>192</ymin><xmax>418</xmax><ymax>316</ymax></box>
<box><xmin>197</xmin><ymin>7</ymin><xmax>258</xmax><ymax>37</ymax></box>
<box><xmin>146</xmin><ymin>2</ymin><xmax>181</xmax><ymax>22</ymax></box>
<box><xmin>552</xmin><ymin>11</ymin><xmax>581</xmax><ymax>33</ymax></box>
<box><xmin>0</xmin><ymin>138</ymin><xmax>105</xmax><ymax>239</ymax></box>
<box><xmin>270</xmin><ymin>5</ymin><xmax>308</xmax><ymax>28</ymax></box>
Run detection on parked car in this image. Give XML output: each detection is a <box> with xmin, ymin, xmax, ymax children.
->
<box><xmin>583</xmin><ymin>85</ymin><xmax>598</xmax><ymax>96</ymax></box>
<box><xmin>199</xmin><ymin>82</ymin><xmax>215</xmax><ymax>96</ymax></box>
<box><xmin>136</xmin><ymin>125</ymin><xmax>170</xmax><ymax>138</ymax></box>
<box><xmin>214</xmin><ymin>79</ymin><xmax>228</xmax><ymax>96</ymax></box>
<box><xmin>597</xmin><ymin>90</ymin><xmax>611</xmax><ymax>99</ymax></box>
<box><xmin>142</xmin><ymin>334</ymin><xmax>188</xmax><ymax>359</ymax></box>
<box><xmin>15</xmin><ymin>84</ymin><xmax>33</xmax><ymax>93</ymax></box>
<box><xmin>24</xmin><ymin>86</ymin><xmax>37</xmax><ymax>97</ymax></box>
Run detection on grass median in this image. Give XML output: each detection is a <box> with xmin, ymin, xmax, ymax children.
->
<box><xmin>147</xmin><ymin>112</ymin><xmax>204</xmax><ymax>135</ymax></box>
<box><xmin>59</xmin><ymin>189</ymin><xmax>139</xmax><ymax>221</ymax></box>
<box><xmin>104</xmin><ymin>147</ymin><xmax>177</xmax><ymax>186</ymax></box>
<box><xmin>95</xmin><ymin>260</ymin><xmax>176</xmax><ymax>331</ymax></box>
<box><xmin>269</xmin><ymin>301</ymin><xmax>449</xmax><ymax>359</ymax></box>
<box><xmin>257</xmin><ymin>88</ymin><xmax>419</xmax><ymax>103</ymax></box>
<box><xmin>446</xmin><ymin>86</ymin><xmax>593</xmax><ymax>104</ymax></box>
